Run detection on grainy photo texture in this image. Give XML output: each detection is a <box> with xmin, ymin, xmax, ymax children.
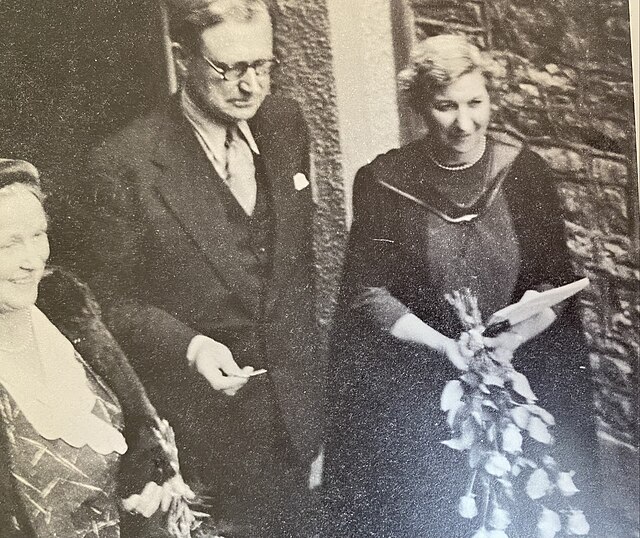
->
<box><xmin>0</xmin><ymin>1</ymin><xmax>638</xmax><ymax>537</ymax></box>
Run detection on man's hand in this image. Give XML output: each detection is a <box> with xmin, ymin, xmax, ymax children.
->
<box><xmin>191</xmin><ymin>337</ymin><xmax>255</xmax><ymax>396</ymax></box>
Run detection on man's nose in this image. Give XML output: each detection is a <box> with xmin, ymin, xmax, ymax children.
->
<box><xmin>238</xmin><ymin>68</ymin><xmax>261</xmax><ymax>93</ymax></box>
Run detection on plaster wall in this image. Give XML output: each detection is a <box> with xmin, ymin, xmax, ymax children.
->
<box><xmin>326</xmin><ymin>0</ymin><xmax>401</xmax><ymax>224</ymax></box>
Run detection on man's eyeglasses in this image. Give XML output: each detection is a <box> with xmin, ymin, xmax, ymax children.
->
<box><xmin>202</xmin><ymin>56</ymin><xmax>279</xmax><ymax>81</ymax></box>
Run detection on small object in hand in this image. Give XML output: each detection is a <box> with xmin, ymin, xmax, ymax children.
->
<box><xmin>228</xmin><ymin>368</ymin><xmax>267</xmax><ymax>378</ymax></box>
<box><xmin>483</xmin><ymin>278</ymin><xmax>589</xmax><ymax>336</ymax></box>
<box><xmin>482</xmin><ymin>319</ymin><xmax>511</xmax><ymax>337</ymax></box>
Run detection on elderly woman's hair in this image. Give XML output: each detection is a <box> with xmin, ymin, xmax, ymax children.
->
<box><xmin>398</xmin><ymin>34</ymin><xmax>499</xmax><ymax>112</ymax></box>
<box><xmin>169</xmin><ymin>0</ymin><xmax>272</xmax><ymax>52</ymax></box>
<box><xmin>0</xmin><ymin>159</ymin><xmax>45</xmax><ymax>202</ymax></box>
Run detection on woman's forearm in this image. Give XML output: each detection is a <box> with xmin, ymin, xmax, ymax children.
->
<box><xmin>390</xmin><ymin>313</ymin><xmax>451</xmax><ymax>352</ymax></box>
<box><xmin>390</xmin><ymin>313</ymin><xmax>468</xmax><ymax>370</ymax></box>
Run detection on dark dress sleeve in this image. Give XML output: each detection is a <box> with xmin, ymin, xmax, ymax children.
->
<box><xmin>506</xmin><ymin>149</ymin><xmax>578</xmax><ymax>293</ymax></box>
<box><xmin>337</xmin><ymin>165</ymin><xmax>411</xmax><ymax>332</ymax></box>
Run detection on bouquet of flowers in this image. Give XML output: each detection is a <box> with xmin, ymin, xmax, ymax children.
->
<box><xmin>121</xmin><ymin>418</ymin><xmax>209</xmax><ymax>537</ymax></box>
<box><xmin>441</xmin><ymin>290</ymin><xmax>590</xmax><ymax>538</ymax></box>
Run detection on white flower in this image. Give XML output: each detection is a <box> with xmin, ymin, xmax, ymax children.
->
<box><xmin>537</xmin><ymin>507</ymin><xmax>562</xmax><ymax>538</ymax></box>
<box><xmin>485</xmin><ymin>453</ymin><xmax>511</xmax><ymax>477</ymax></box>
<box><xmin>491</xmin><ymin>346</ymin><xmax>514</xmax><ymax>365</ymax></box>
<box><xmin>442</xmin><ymin>418</ymin><xmax>475</xmax><ymax>451</ymax></box>
<box><xmin>489</xmin><ymin>507</ymin><xmax>512</xmax><ymax>530</ymax></box>
<box><xmin>483</xmin><ymin>373</ymin><xmax>505</xmax><ymax>387</ymax></box>
<box><xmin>528</xmin><ymin>417</ymin><xmax>552</xmax><ymax>444</ymax></box>
<box><xmin>527</xmin><ymin>404</ymin><xmax>556</xmax><ymax>425</ymax></box>
<box><xmin>566</xmin><ymin>510</ymin><xmax>590</xmax><ymax>535</ymax></box>
<box><xmin>441</xmin><ymin>380</ymin><xmax>464</xmax><ymax>411</ymax></box>
<box><xmin>557</xmin><ymin>471</ymin><xmax>580</xmax><ymax>496</ymax></box>
<box><xmin>471</xmin><ymin>527</ymin><xmax>491</xmax><ymax>538</ymax></box>
<box><xmin>458</xmin><ymin>494</ymin><xmax>478</xmax><ymax>519</ymax></box>
<box><xmin>526</xmin><ymin>468</ymin><xmax>552</xmax><ymax>500</ymax></box>
<box><xmin>488</xmin><ymin>530</ymin><xmax>510</xmax><ymax>538</ymax></box>
<box><xmin>511</xmin><ymin>406</ymin><xmax>530</xmax><ymax>429</ymax></box>
<box><xmin>509</xmin><ymin>371</ymin><xmax>537</xmax><ymax>400</ymax></box>
<box><xmin>502</xmin><ymin>424</ymin><xmax>523</xmax><ymax>454</ymax></box>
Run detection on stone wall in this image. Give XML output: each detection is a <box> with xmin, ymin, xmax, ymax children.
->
<box><xmin>410</xmin><ymin>0</ymin><xmax>639</xmax><ymax>533</ymax></box>
<box><xmin>269</xmin><ymin>1</ymin><xmax>346</xmax><ymax>335</ymax></box>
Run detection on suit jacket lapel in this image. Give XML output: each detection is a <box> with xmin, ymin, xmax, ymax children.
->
<box><xmin>150</xmin><ymin>102</ymin><xmax>261</xmax><ymax>316</ymax></box>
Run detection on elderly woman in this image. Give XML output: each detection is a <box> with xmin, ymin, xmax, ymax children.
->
<box><xmin>324</xmin><ymin>35</ymin><xmax>599</xmax><ymax>536</ymax></box>
<box><xmin>0</xmin><ymin>159</ymin><xmax>194</xmax><ymax>537</ymax></box>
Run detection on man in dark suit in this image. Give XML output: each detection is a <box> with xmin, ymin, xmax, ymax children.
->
<box><xmin>76</xmin><ymin>0</ymin><xmax>323</xmax><ymax>535</ymax></box>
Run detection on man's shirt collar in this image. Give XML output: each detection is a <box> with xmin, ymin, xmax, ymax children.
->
<box><xmin>180</xmin><ymin>90</ymin><xmax>260</xmax><ymax>156</ymax></box>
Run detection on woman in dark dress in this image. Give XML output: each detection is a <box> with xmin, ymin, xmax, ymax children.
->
<box><xmin>324</xmin><ymin>35</ymin><xmax>599</xmax><ymax>537</ymax></box>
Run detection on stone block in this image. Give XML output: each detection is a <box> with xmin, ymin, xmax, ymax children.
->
<box><xmin>590</xmin><ymin>186</ymin><xmax>630</xmax><ymax>236</ymax></box>
<box><xmin>580</xmin><ymin>306</ymin><xmax>603</xmax><ymax>338</ymax></box>
<box><xmin>591</xmin><ymin>157</ymin><xmax>628</xmax><ymax>186</ymax></box>
<box><xmin>518</xmin><ymin>82</ymin><xmax>540</xmax><ymax>97</ymax></box>
<box><xmin>565</xmin><ymin>221</ymin><xmax>595</xmax><ymax>261</ymax></box>
<box><xmin>592</xmin><ymin>352</ymin><xmax>636</xmax><ymax>393</ymax></box>
<box><xmin>557</xmin><ymin>182</ymin><xmax>598</xmax><ymax>230</ymax></box>
<box><xmin>534</xmin><ymin>147</ymin><xmax>586</xmax><ymax>175</ymax></box>
<box><xmin>594</xmin><ymin>384</ymin><xmax>637</xmax><ymax>432</ymax></box>
<box><xmin>594</xmin><ymin>334</ymin><xmax>637</xmax><ymax>362</ymax></box>
<box><xmin>411</xmin><ymin>1</ymin><xmax>484</xmax><ymax>27</ymax></box>
<box><xmin>592</xmin><ymin>235</ymin><xmax>639</xmax><ymax>280</ymax></box>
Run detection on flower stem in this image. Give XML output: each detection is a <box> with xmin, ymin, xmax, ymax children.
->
<box><xmin>480</xmin><ymin>475</ymin><xmax>491</xmax><ymax>527</ymax></box>
<box><xmin>466</xmin><ymin>469</ymin><xmax>479</xmax><ymax>496</ymax></box>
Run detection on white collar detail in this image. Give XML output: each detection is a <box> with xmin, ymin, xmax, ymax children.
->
<box><xmin>0</xmin><ymin>306</ymin><xmax>127</xmax><ymax>455</ymax></box>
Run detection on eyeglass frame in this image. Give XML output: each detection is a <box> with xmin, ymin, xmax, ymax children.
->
<box><xmin>201</xmin><ymin>55</ymin><xmax>280</xmax><ymax>81</ymax></box>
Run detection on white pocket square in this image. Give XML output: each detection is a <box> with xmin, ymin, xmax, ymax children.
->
<box><xmin>293</xmin><ymin>172</ymin><xmax>309</xmax><ymax>191</ymax></box>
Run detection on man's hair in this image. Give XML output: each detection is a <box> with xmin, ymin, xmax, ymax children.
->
<box><xmin>397</xmin><ymin>34</ymin><xmax>501</xmax><ymax>113</ymax></box>
<box><xmin>169</xmin><ymin>0</ymin><xmax>272</xmax><ymax>53</ymax></box>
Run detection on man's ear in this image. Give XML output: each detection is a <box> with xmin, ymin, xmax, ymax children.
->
<box><xmin>172</xmin><ymin>42</ymin><xmax>190</xmax><ymax>80</ymax></box>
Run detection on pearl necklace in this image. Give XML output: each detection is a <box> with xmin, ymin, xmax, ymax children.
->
<box><xmin>0</xmin><ymin>310</ymin><xmax>34</xmax><ymax>354</ymax></box>
<box><xmin>428</xmin><ymin>136</ymin><xmax>487</xmax><ymax>171</ymax></box>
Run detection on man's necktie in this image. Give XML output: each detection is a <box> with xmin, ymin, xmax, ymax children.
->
<box><xmin>225</xmin><ymin>126</ymin><xmax>257</xmax><ymax>215</ymax></box>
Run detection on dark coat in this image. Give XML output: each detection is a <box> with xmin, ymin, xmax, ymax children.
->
<box><xmin>76</xmin><ymin>96</ymin><xmax>322</xmax><ymax>533</ymax></box>
<box><xmin>325</xmin><ymin>139</ymin><xmax>599</xmax><ymax>536</ymax></box>
<box><xmin>0</xmin><ymin>268</ymin><xmax>175</xmax><ymax>538</ymax></box>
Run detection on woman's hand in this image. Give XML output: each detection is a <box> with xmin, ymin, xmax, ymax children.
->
<box><xmin>390</xmin><ymin>313</ymin><xmax>469</xmax><ymax>371</ymax></box>
<box><xmin>121</xmin><ymin>474</ymin><xmax>195</xmax><ymax>518</ymax></box>
<box><xmin>484</xmin><ymin>306</ymin><xmax>557</xmax><ymax>358</ymax></box>
<box><xmin>440</xmin><ymin>337</ymin><xmax>470</xmax><ymax>371</ymax></box>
